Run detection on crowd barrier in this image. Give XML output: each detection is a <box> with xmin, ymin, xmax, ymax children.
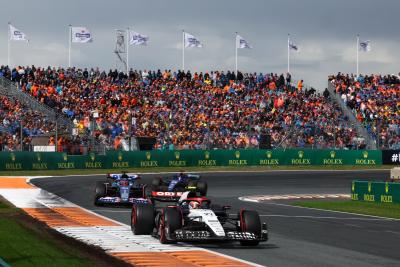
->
<box><xmin>351</xmin><ymin>180</ymin><xmax>400</xmax><ymax>204</ymax></box>
<box><xmin>0</xmin><ymin>149</ymin><xmax>382</xmax><ymax>171</ymax></box>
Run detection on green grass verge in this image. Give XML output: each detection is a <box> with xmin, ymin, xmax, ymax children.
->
<box><xmin>0</xmin><ymin>201</ymin><xmax>93</xmax><ymax>267</ymax></box>
<box><xmin>0</xmin><ymin>165</ymin><xmax>391</xmax><ymax>176</ymax></box>
<box><xmin>293</xmin><ymin>200</ymin><xmax>400</xmax><ymax>219</ymax></box>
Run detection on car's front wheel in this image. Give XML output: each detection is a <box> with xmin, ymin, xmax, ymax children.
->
<box><xmin>239</xmin><ymin>210</ymin><xmax>261</xmax><ymax>246</ymax></box>
<box><xmin>158</xmin><ymin>207</ymin><xmax>182</xmax><ymax>244</ymax></box>
<box><xmin>94</xmin><ymin>182</ymin><xmax>106</xmax><ymax>206</ymax></box>
<box><xmin>131</xmin><ymin>204</ymin><xmax>155</xmax><ymax>235</ymax></box>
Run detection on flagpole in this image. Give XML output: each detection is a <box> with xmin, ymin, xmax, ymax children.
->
<box><xmin>126</xmin><ymin>27</ymin><xmax>129</xmax><ymax>74</ymax></box>
<box><xmin>7</xmin><ymin>22</ymin><xmax>10</xmax><ymax>67</ymax></box>
<box><xmin>235</xmin><ymin>32</ymin><xmax>238</xmax><ymax>76</ymax></box>
<box><xmin>287</xmin><ymin>34</ymin><xmax>290</xmax><ymax>74</ymax></box>
<box><xmin>356</xmin><ymin>34</ymin><xmax>359</xmax><ymax>77</ymax></box>
<box><xmin>182</xmin><ymin>30</ymin><xmax>185</xmax><ymax>71</ymax></box>
<box><xmin>68</xmin><ymin>25</ymin><xmax>72</xmax><ymax>68</ymax></box>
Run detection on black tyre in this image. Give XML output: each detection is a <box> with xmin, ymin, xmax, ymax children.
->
<box><xmin>187</xmin><ymin>180</ymin><xmax>197</xmax><ymax>188</ymax></box>
<box><xmin>159</xmin><ymin>207</ymin><xmax>182</xmax><ymax>244</ymax></box>
<box><xmin>131</xmin><ymin>204</ymin><xmax>155</xmax><ymax>235</ymax></box>
<box><xmin>94</xmin><ymin>181</ymin><xmax>106</xmax><ymax>206</ymax></box>
<box><xmin>197</xmin><ymin>181</ymin><xmax>208</xmax><ymax>196</ymax></box>
<box><xmin>152</xmin><ymin>178</ymin><xmax>162</xmax><ymax>191</ymax></box>
<box><xmin>239</xmin><ymin>210</ymin><xmax>262</xmax><ymax>246</ymax></box>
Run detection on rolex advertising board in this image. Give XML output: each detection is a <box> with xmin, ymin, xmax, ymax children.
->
<box><xmin>351</xmin><ymin>180</ymin><xmax>400</xmax><ymax>204</ymax></box>
<box><xmin>0</xmin><ymin>149</ymin><xmax>384</xmax><ymax>171</ymax></box>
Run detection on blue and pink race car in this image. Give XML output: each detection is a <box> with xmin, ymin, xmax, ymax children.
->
<box><xmin>94</xmin><ymin>172</ymin><xmax>150</xmax><ymax>206</ymax></box>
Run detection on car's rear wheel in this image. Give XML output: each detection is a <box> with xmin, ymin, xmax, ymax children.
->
<box><xmin>131</xmin><ymin>204</ymin><xmax>155</xmax><ymax>235</ymax></box>
<box><xmin>94</xmin><ymin>181</ymin><xmax>106</xmax><ymax>206</ymax></box>
<box><xmin>159</xmin><ymin>207</ymin><xmax>182</xmax><ymax>244</ymax></box>
<box><xmin>239</xmin><ymin>210</ymin><xmax>261</xmax><ymax>246</ymax></box>
<box><xmin>152</xmin><ymin>178</ymin><xmax>162</xmax><ymax>191</ymax></box>
<box><xmin>197</xmin><ymin>181</ymin><xmax>208</xmax><ymax>196</ymax></box>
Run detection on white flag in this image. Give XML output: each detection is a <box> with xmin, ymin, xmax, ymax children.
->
<box><xmin>359</xmin><ymin>40</ymin><xmax>371</xmax><ymax>52</ymax></box>
<box><xmin>129</xmin><ymin>31</ymin><xmax>149</xmax><ymax>46</ymax></box>
<box><xmin>184</xmin><ymin>32</ymin><xmax>202</xmax><ymax>48</ymax></box>
<box><xmin>71</xmin><ymin>27</ymin><xmax>93</xmax><ymax>43</ymax></box>
<box><xmin>289</xmin><ymin>41</ymin><xmax>298</xmax><ymax>51</ymax></box>
<box><xmin>237</xmin><ymin>35</ymin><xmax>252</xmax><ymax>49</ymax></box>
<box><xmin>9</xmin><ymin>24</ymin><xmax>28</xmax><ymax>41</ymax></box>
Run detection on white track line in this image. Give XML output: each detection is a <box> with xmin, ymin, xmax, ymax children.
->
<box><xmin>258</xmin><ymin>214</ymin><xmax>395</xmax><ymax>221</ymax></box>
<box><xmin>257</xmin><ymin>202</ymin><xmax>400</xmax><ymax>222</ymax></box>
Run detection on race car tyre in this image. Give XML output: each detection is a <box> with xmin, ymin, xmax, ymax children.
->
<box><xmin>94</xmin><ymin>182</ymin><xmax>107</xmax><ymax>206</ymax></box>
<box><xmin>187</xmin><ymin>180</ymin><xmax>197</xmax><ymax>188</ymax></box>
<box><xmin>197</xmin><ymin>181</ymin><xmax>208</xmax><ymax>196</ymax></box>
<box><xmin>159</xmin><ymin>207</ymin><xmax>182</xmax><ymax>244</ymax></box>
<box><xmin>131</xmin><ymin>204</ymin><xmax>155</xmax><ymax>235</ymax></box>
<box><xmin>152</xmin><ymin>177</ymin><xmax>162</xmax><ymax>191</ymax></box>
<box><xmin>239</xmin><ymin>210</ymin><xmax>261</xmax><ymax>246</ymax></box>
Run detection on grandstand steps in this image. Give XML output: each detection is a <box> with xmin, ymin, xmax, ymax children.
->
<box><xmin>327</xmin><ymin>82</ymin><xmax>376</xmax><ymax>149</ymax></box>
<box><xmin>0</xmin><ymin>76</ymin><xmax>73</xmax><ymax>133</ymax></box>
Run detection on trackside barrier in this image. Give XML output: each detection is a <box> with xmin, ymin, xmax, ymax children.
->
<box><xmin>0</xmin><ymin>149</ymin><xmax>382</xmax><ymax>171</ymax></box>
<box><xmin>351</xmin><ymin>180</ymin><xmax>400</xmax><ymax>204</ymax></box>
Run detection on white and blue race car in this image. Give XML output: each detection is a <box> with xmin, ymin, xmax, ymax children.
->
<box><xmin>94</xmin><ymin>173</ymin><xmax>150</xmax><ymax>206</ymax></box>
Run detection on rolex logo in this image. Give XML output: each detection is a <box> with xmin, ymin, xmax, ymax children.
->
<box><xmin>10</xmin><ymin>153</ymin><xmax>16</xmax><ymax>162</ymax></box>
<box><xmin>385</xmin><ymin>182</ymin><xmax>389</xmax><ymax>194</ymax></box>
<box><xmin>266</xmin><ymin>151</ymin><xmax>272</xmax><ymax>159</ymax></box>
<box><xmin>363</xmin><ymin>151</ymin><xmax>368</xmax><ymax>159</ymax></box>
<box><xmin>118</xmin><ymin>152</ymin><xmax>123</xmax><ymax>161</ymax></box>
<box><xmin>146</xmin><ymin>152</ymin><xmax>151</xmax><ymax>160</ymax></box>
<box><xmin>174</xmin><ymin>151</ymin><xmax>180</xmax><ymax>160</ymax></box>
<box><xmin>204</xmin><ymin>151</ymin><xmax>210</xmax><ymax>159</ymax></box>
<box><xmin>330</xmin><ymin>151</ymin><xmax>336</xmax><ymax>158</ymax></box>
<box><xmin>351</xmin><ymin>181</ymin><xmax>355</xmax><ymax>192</ymax></box>
<box><xmin>63</xmin><ymin>153</ymin><xmax>68</xmax><ymax>161</ymax></box>
<box><xmin>235</xmin><ymin>151</ymin><xmax>240</xmax><ymax>159</ymax></box>
<box><xmin>368</xmin><ymin>182</ymin><xmax>372</xmax><ymax>193</ymax></box>
<box><xmin>36</xmin><ymin>153</ymin><xmax>41</xmax><ymax>162</ymax></box>
<box><xmin>90</xmin><ymin>153</ymin><xmax>95</xmax><ymax>161</ymax></box>
<box><xmin>298</xmin><ymin>151</ymin><xmax>304</xmax><ymax>159</ymax></box>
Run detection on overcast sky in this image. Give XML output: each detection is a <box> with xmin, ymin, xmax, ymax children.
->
<box><xmin>0</xmin><ymin>0</ymin><xmax>399</xmax><ymax>89</ymax></box>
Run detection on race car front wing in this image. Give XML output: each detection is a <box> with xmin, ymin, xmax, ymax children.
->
<box><xmin>171</xmin><ymin>229</ymin><xmax>268</xmax><ymax>242</ymax></box>
<box><xmin>97</xmin><ymin>197</ymin><xmax>150</xmax><ymax>205</ymax></box>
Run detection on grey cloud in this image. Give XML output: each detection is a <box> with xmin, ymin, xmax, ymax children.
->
<box><xmin>0</xmin><ymin>0</ymin><xmax>399</xmax><ymax>89</ymax></box>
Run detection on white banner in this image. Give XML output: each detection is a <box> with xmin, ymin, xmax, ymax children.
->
<box><xmin>129</xmin><ymin>31</ymin><xmax>149</xmax><ymax>45</ymax></box>
<box><xmin>9</xmin><ymin>24</ymin><xmax>28</xmax><ymax>41</ymax></box>
<box><xmin>33</xmin><ymin>146</ymin><xmax>56</xmax><ymax>152</ymax></box>
<box><xmin>71</xmin><ymin>27</ymin><xmax>93</xmax><ymax>43</ymax></box>
<box><xmin>184</xmin><ymin>32</ymin><xmax>202</xmax><ymax>48</ymax></box>
<box><xmin>359</xmin><ymin>40</ymin><xmax>371</xmax><ymax>52</ymax></box>
<box><xmin>289</xmin><ymin>42</ymin><xmax>298</xmax><ymax>51</ymax></box>
<box><xmin>237</xmin><ymin>35</ymin><xmax>252</xmax><ymax>49</ymax></box>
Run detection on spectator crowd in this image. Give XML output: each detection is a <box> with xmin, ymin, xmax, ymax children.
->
<box><xmin>329</xmin><ymin>73</ymin><xmax>400</xmax><ymax>149</ymax></box>
<box><xmin>0</xmin><ymin>64</ymin><xmax>361</xmax><ymax>151</ymax></box>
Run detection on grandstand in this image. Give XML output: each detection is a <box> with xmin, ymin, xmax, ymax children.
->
<box><xmin>2</xmin><ymin>65</ymin><xmax>392</xmax><ymax>153</ymax></box>
<box><xmin>329</xmin><ymin>73</ymin><xmax>400</xmax><ymax>150</ymax></box>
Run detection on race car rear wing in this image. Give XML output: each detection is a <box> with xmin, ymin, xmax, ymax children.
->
<box><xmin>107</xmin><ymin>173</ymin><xmax>140</xmax><ymax>179</ymax></box>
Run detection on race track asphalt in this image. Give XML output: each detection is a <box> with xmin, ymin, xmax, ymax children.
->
<box><xmin>31</xmin><ymin>170</ymin><xmax>400</xmax><ymax>267</ymax></box>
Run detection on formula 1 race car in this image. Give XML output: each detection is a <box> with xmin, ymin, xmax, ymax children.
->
<box><xmin>150</xmin><ymin>173</ymin><xmax>207</xmax><ymax>201</ymax></box>
<box><xmin>94</xmin><ymin>172</ymin><xmax>150</xmax><ymax>206</ymax></box>
<box><xmin>130</xmin><ymin>192</ymin><xmax>268</xmax><ymax>246</ymax></box>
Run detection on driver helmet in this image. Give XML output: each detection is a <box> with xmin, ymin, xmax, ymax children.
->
<box><xmin>189</xmin><ymin>201</ymin><xmax>199</xmax><ymax>209</ymax></box>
